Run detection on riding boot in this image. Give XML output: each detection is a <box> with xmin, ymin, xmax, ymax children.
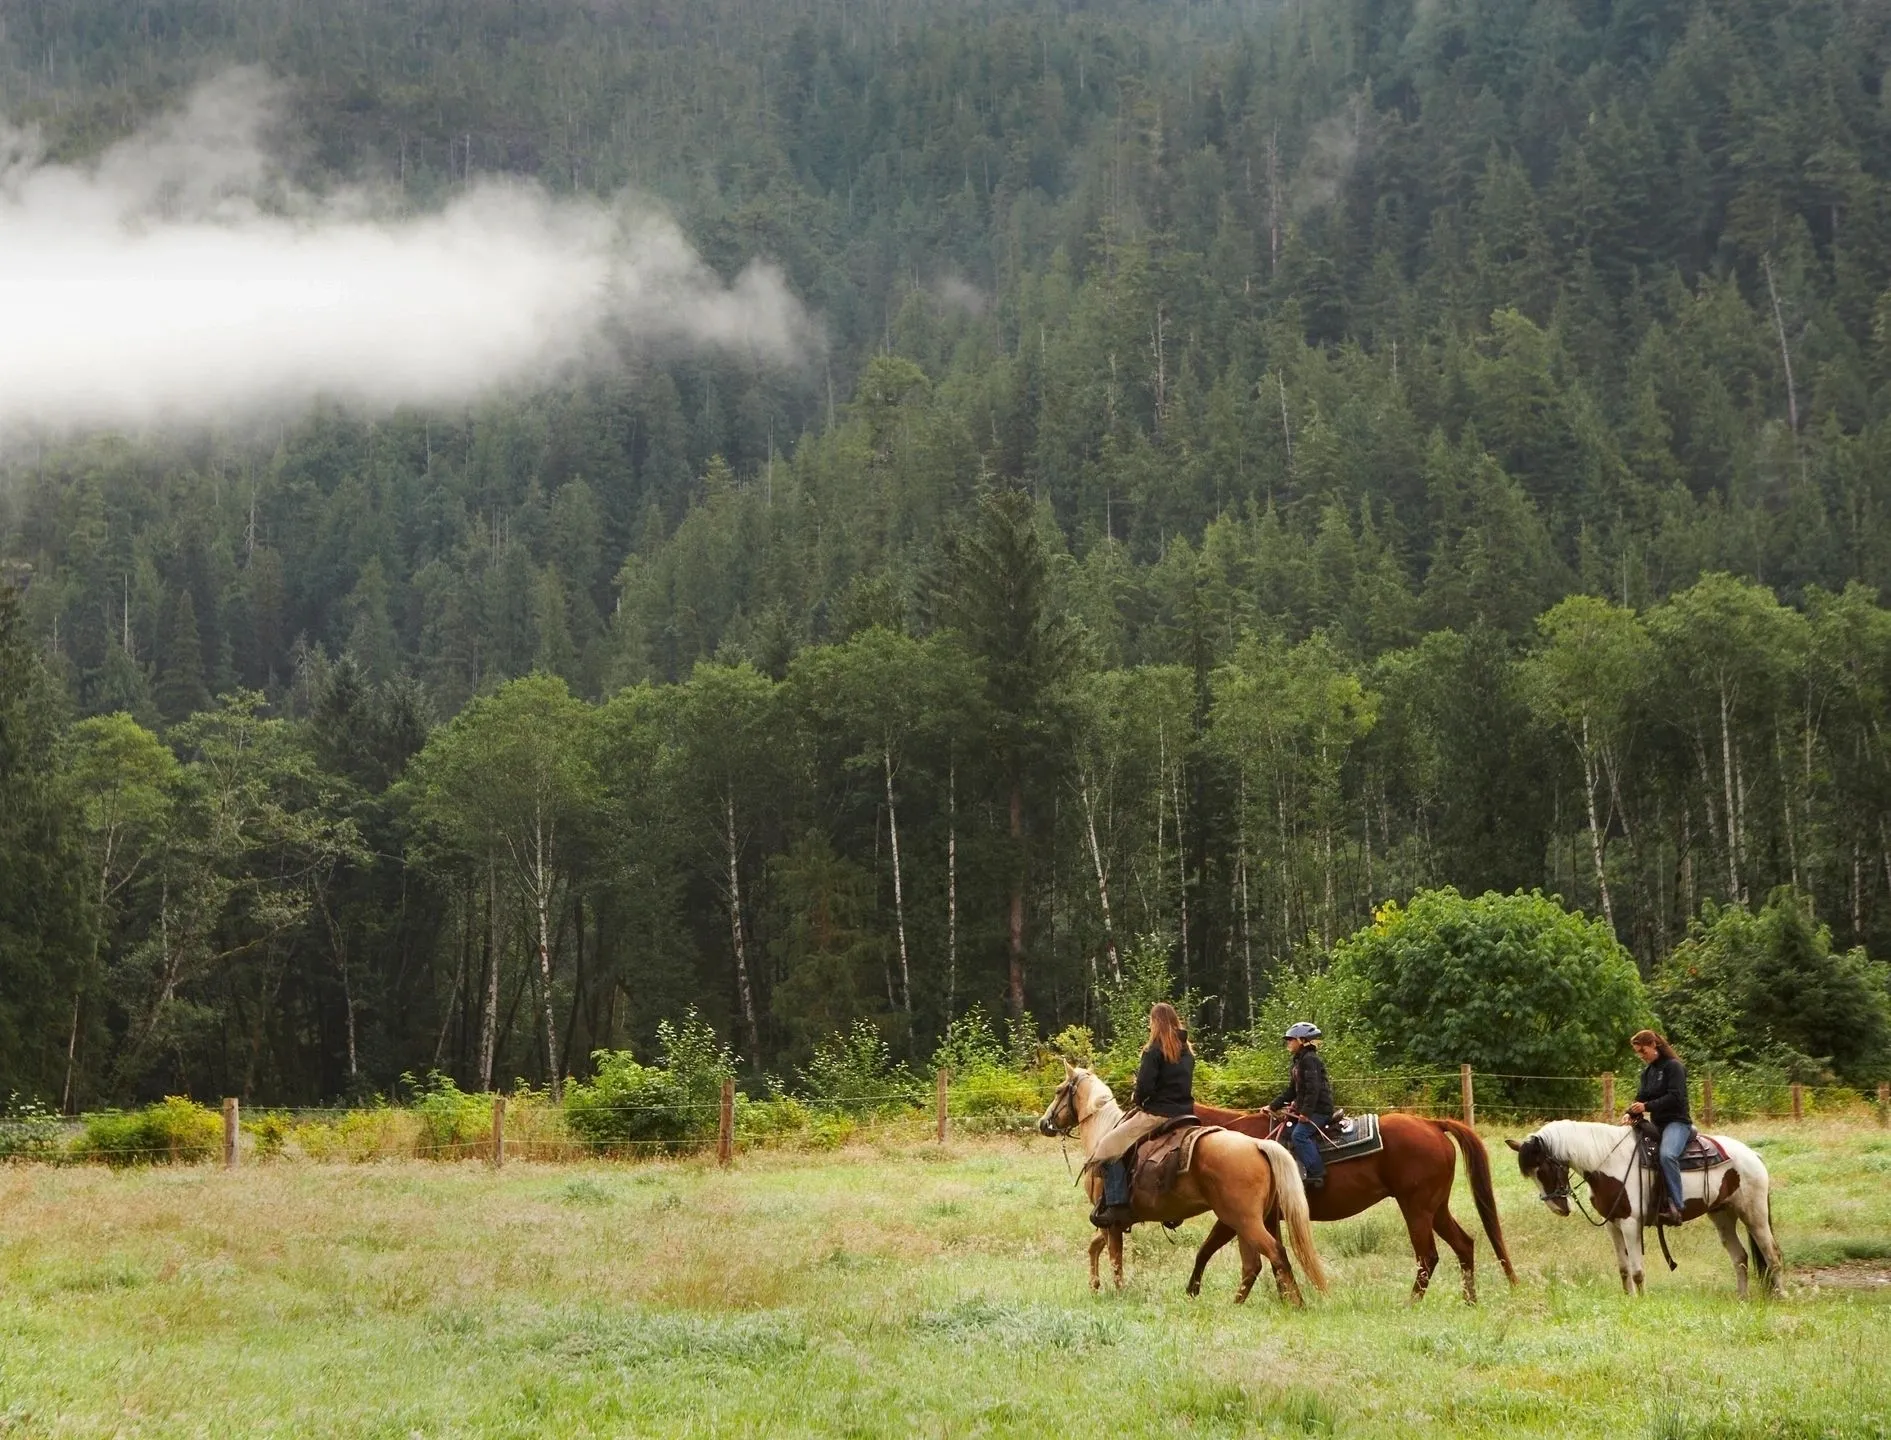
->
<box><xmin>1090</xmin><ymin>1159</ymin><xmax>1134</xmax><ymax>1229</ymax></box>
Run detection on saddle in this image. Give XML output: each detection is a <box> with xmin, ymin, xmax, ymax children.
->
<box><xmin>1634</xmin><ymin>1120</ymin><xmax>1728</xmax><ymax>1172</ymax></box>
<box><xmin>1126</xmin><ymin>1116</ymin><xmax>1208</xmax><ymax>1200</ymax></box>
<box><xmin>1267</xmin><ymin>1111</ymin><xmax>1386</xmax><ymax>1166</ymax></box>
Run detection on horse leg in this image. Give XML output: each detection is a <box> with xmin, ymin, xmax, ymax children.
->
<box><xmin>1744</xmin><ymin>1191</ymin><xmax>1785</xmax><ymax>1293</ymax></box>
<box><xmin>1396</xmin><ymin>1194</ymin><xmax>1440</xmax><ymax>1303</ymax></box>
<box><xmin>1109</xmin><ymin>1227</ymin><xmax>1125</xmax><ymax>1290</ymax></box>
<box><xmin>1607</xmin><ymin>1222</ymin><xmax>1632</xmax><ymax>1294</ymax></box>
<box><xmin>1624</xmin><ymin>1219</ymin><xmax>1646</xmax><ymax>1295</ymax></box>
<box><xmin>1233</xmin><ymin>1235</ymin><xmax>1262</xmax><ymax>1304</ymax></box>
<box><xmin>1228</xmin><ymin>1203</ymin><xmax>1301</xmax><ymax>1307</ymax></box>
<box><xmin>1088</xmin><ymin>1230</ymin><xmax>1107</xmax><ymax>1292</ymax></box>
<box><xmin>1432</xmin><ymin>1203</ymin><xmax>1478</xmax><ymax>1305</ymax></box>
<box><xmin>1187</xmin><ymin>1220</ymin><xmax>1236</xmax><ymax>1298</ymax></box>
<box><xmin>1709</xmin><ymin>1209</ymin><xmax>1749</xmax><ymax>1299</ymax></box>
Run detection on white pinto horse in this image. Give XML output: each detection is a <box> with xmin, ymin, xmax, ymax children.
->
<box><xmin>1509</xmin><ymin>1120</ymin><xmax>1783</xmax><ymax>1297</ymax></box>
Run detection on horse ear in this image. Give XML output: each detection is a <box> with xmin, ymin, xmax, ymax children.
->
<box><xmin>1505</xmin><ymin>1138</ymin><xmax>1523</xmax><ymax>1151</ymax></box>
<box><xmin>1062</xmin><ymin>1058</ymin><xmax>1076</xmax><ymax>1077</ymax></box>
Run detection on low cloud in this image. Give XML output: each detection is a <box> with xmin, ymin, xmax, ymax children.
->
<box><xmin>0</xmin><ymin>70</ymin><xmax>815</xmax><ymax>434</ymax></box>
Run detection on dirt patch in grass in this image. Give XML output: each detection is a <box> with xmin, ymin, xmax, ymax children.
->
<box><xmin>1800</xmin><ymin>1260</ymin><xmax>1891</xmax><ymax>1289</ymax></box>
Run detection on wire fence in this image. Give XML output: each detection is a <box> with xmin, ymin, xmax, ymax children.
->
<box><xmin>5</xmin><ymin>1069</ymin><xmax>1887</xmax><ymax>1169</ymax></box>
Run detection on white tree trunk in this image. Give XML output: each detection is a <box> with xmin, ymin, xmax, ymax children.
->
<box><xmin>1079</xmin><ymin>776</ymin><xmax>1120</xmax><ymax>983</ymax></box>
<box><xmin>726</xmin><ymin>789</ymin><xmax>760</xmax><ymax>1062</ymax></box>
<box><xmin>884</xmin><ymin>745</ymin><xmax>912</xmax><ymax>1012</ymax></box>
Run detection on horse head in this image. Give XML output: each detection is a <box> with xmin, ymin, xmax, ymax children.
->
<box><xmin>1036</xmin><ymin>1059</ymin><xmax>1084</xmax><ymax>1137</ymax></box>
<box><xmin>1507</xmin><ymin>1132</ymin><xmax>1572</xmax><ymax>1217</ymax></box>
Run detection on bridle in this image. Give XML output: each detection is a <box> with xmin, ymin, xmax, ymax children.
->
<box><xmin>1039</xmin><ymin>1078</ymin><xmax>1080</xmax><ymax>1139</ymax></box>
<box><xmin>1526</xmin><ymin>1129</ymin><xmax>1634</xmax><ymax>1229</ymax></box>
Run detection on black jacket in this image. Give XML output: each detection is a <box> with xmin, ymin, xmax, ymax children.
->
<box><xmin>1131</xmin><ymin>1039</ymin><xmax>1196</xmax><ymax>1117</ymax></box>
<box><xmin>1636</xmin><ymin>1055</ymin><xmax>1691</xmax><ymax>1126</ymax></box>
<box><xmin>1273</xmin><ymin>1046</ymin><xmax>1335</xmax><ymax>1118</ymax></box>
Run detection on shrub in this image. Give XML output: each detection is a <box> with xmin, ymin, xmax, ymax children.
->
<box><xmin>565</xmin><ymin>1010</ymin><xmax>736</xmax><ymax>1151</ymax></box>
<box><xmin>407</xmin><ymin>1072</ymin><xmax>494</xmax><ymax>1156</ymax></box>
<box><xmin>244</xmin><ymin>1111</ymin><xmax>292</xmax><ymax>1160</ymax></box>
<box><xmin>800</xmin><ymin>1020</ymin><xmax>921</xmax><ymax>1115</ymax></box>
<box><xmin>1335</xmin><ymin>888</ymin><xmax>1649</xmax><ymax>1107</ymax></box>
<box><xmin>0</xmin><ymin>1094</ymin><xmax>64</xmax><ymax>1160</ymax></box>
<box><xmin>73</xmin><ymin>1097</ymin><xmax>221</xmax><ymax>1165</ymax></box>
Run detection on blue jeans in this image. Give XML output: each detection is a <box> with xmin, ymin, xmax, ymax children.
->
<box><xmin>1657</xmin><ymin>1122</ymin><xmax>1694</xmax><ymax>1210</ymax></box>
<box><xmin>1288</xmin><ymin>1116</ymin><xmax>1330</xmax><ymax>1182</ymax></box>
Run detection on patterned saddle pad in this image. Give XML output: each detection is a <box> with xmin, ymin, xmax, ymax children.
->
<box><xmin>1639</xmin><ymin>1129</ymin><xmax>1729</xmax><ymax>1172</ymax></box>
<box><xmin>1313</xmin><ymin>1113</ymin><xmax>1382</xmax><ymax>1165</ymax></box>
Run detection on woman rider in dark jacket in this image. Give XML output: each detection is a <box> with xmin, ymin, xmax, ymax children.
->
<box><xmin>1089</xmin><ymin>1002</ymin><xmax>1195</xmax><ymax>1227</ymax></box>
<box><xmin>1624</xmin><ymin>1028</ymin><xmax>1692</xmax><ymax>1223</ymax></box>
<box><xmin>1273</xmin><ymin>1022</ymin><xmax>1334</xmax><ymax>1188</ymax></box>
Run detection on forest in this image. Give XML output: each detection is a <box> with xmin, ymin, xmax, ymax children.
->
<box><xmin>5</xmin><ymin>0</ymin><xmax>1891</xmax><ymax>1106</ymax></box>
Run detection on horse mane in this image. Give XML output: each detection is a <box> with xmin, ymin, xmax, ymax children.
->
<box><xmin>1539</xmin><ymin>1119</ymin><xmax>1632</xmax><ymax>1172</ymax></box>
<box><xmin>1073</xmin><ymin>1069</ymin><xmax>1122</xmax><ymax>1126</ymax></box>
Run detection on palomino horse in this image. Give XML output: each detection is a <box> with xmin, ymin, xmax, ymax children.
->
<box><xmin>1035</xmin><ymin>1062</ymin><xmax>1328</xmax><ymax>1306</ymax></box>
<box><xmin>1183</xmin><ymin>1104</ymin><xmax>1517</xmax><ymax>1303</ymax></box>
<box><xmin>1510</xmin><ymin>1120</ymin><xmax>1783</xmax><ymax>1297</ymax></box>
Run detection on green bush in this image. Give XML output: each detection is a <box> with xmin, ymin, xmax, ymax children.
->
<box><xmin>565</xmin><ymin>1010</ymin><xmax>736</xmax><ymax>1151</ymax></box>
<box><xmin>407</xmin><ymin>1072</ymin><xmax>494</xmax><ymax>1156</ymax></box>
<box><xmin>800</xmin><ymin>1020</ymin><xmax>921</xmax><ymax>1116</ymax></box>
<box><xmin>1335</xmin><ymin>888</ymin><xmax>1649</xmax><ymax>1109</ymax></box>
<box><xmin>0</xmin><ymin>1094</ymin><xmax>64</xmax><ymax>1159</ymax></box>
<box><xmin>1653</xmin><ymin>890</ymin><xmax>1891</xmax><ymax>1084</ymax></box>
<box><xmin>74</xmin><ymin>1097</ymin><xmax>221</xmax><ymax>1165</ymax></box>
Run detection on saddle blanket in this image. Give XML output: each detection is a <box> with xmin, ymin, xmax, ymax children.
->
<box><xmin>1311</xmin><ymin>1113</ymin><xmax>1382</xmax><ymax>1165</ymax></box>
<box><xmin>1640</xmin><ymin>1130</ymin><xmax>1729</xmax><ymax>1172</ymax></box>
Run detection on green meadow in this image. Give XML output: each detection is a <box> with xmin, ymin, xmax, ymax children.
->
<box><xmin>3</xmin><ymin>1123</ymin><xmax>1889</xmax><ymax>1439</ymax></box>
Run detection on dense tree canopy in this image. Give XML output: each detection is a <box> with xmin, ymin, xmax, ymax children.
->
<box><xmin>5</xmin><ymin>0</ymin><xmax>1891</xmax><ymax>1102</ymax></box>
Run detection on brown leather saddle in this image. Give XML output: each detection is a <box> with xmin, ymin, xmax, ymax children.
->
<box><xmin>1126</xmin><ymin>1115</ymin><xmax>1205</xmax><ymax>1199</ymax></box>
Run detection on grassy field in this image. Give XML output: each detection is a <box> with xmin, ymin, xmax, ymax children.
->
<box><xmin>3</xmin><ymin>1121</ymin><xmax>1890</xmax><ymax>1439</ymax></box>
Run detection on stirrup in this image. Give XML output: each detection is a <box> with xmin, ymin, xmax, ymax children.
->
<box><xmin>1091</xmin><ymin>1203</ymin><xmax>1133</xmax><ymax>1230</ymax></box>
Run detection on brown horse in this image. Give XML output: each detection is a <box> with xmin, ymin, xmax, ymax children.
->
<box><xmin>1182</xmin><ymin>1104</ymin><xmax>1517</xmax><ymax>1303</ymax></box>
<box><xmin>1036</xmin><ymin>1063</ymin><xmax>1330</xmax><ymax>1306</ymax></box>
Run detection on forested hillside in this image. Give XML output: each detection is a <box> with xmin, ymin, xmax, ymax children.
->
<box><xmin>5</xmin><ymin>0</ymin><xmax>1891</xmax><ymax>1106</ymax></box>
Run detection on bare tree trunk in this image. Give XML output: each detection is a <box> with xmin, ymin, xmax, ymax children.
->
<box><xmin>884</xmin><ymin>744</ymin><xmax>911</xmax><ymax>1012</ymax></box>
<box><xmin>530</xmin><ymin>811</ymin><xmax>562</xmax><ymax>1099</ymax></box>
<box><xmin>1170</xmin><ymin>756</ymin><xmax>1190</xmax><ymax>990</ymax></box>
<box><xmin>946</xmin><ymin>762</ymin><xmax>959</xmax><ymax>1021</ymax></box>
<box><xmin>1238</xmin><ymin>779</ymin><xmax>1255</xmax><ymax>1027</ymax></box>
<box><xmin>726</xmin><ymin>789</ymin><xmax>760</xmax><ymax>1062</ymax></box>
<box><xmin>479</xmin><ymin>858</ymin><xmax>499</xmax><ymax>1091</ymax></box>
<box><xmin>1079</xmin><ymin>778</ymin><xmax>1120</xmax><ymax>982</ymax></box>
<box><xmin>1008</xmin><ymin>776</ymin><xmax>1026</xmax><ymax>1022</ymax></box>
<box><xmin>1713</xmin><ymin>692</ymin><xmax>1742</xmax><ymax>900</ymax></box>
<box><xmin>1580</xmin><ymin>717</ymin><xmax>1615</xmax><ymax>933</ymax></box>
<box><xmin>433</xmin><ymin>881</ymin><xmax>471</xmax><ymax>1070</ymax></box>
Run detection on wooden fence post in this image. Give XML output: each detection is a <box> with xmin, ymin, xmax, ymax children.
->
<box><xmin>1879</xmin><ymin>1081</ymin><xmax>1889</xmax><ymax>1128</ymax></box>
<box><xmin>1460</xmin><ymin>1064</ymin><xmax>1475</xmax><ymax>1128</ymax></box>
<box><xmin>1790</xmin><ymin>1083</ymin><xmax>1804</xmax><ymax>1122</ymax></box>
<box><xmin>936</xmin><ymin>1069</ymin><xmax>950</xmax><ymax>1144</ymax></box>
<box><xmin>491</xmin><ymin>1093</ymin><xmax>505</xmax><ymax>1169</ymax></box>
<box><xmin>1600</xmin><ymin>1072</ymin><xmax>1614</xmax><ymax>1121</ymax></box>
<box><xmin>717</xmin><ymin>1078</ymin><xmax>734</xmax><ymax>1167</ymax></box>
<box><xmin>222</xmin><ymin>1098</ymin><xmax>238</xmax><ymax>1170</ymax></box>
<box><xmin>1702</xmin><ymin>1071</ymin><xmax>1716</xmax><ymax>1128</ymax></box>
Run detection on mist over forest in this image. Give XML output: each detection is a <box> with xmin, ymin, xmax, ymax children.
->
<box><xmin>5</xmin><ymin>0</ymin><xmax>1891</xmax><ymax>1107</ymax></box>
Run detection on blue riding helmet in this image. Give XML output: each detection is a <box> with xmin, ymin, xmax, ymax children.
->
<box><xmin>1283</xmin><ymin>1022</ymin><xmax>1323</xmax><ymax>1041</ymax></box>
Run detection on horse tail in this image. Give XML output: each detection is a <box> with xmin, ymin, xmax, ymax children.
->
<box><xmin>1432</xmin><ymin>1118</ymin><xmax>1517</xmax><ymax>1285</ymax></box>
<box><xmin>1259</xmin><ymin>1138</ymin><xmax>1329</xmax><ymax>1294</ymax></box>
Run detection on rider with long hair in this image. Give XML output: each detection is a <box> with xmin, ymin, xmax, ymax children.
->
<box><xmin>1625</xmin><ymin>1028</ymin><xmax>1691</xmax><ymax>1225</ymax></box>
<box><xmin>1087</xmin><ymin>1002</ymin><xmax>1196</xmax><ymax>1228</ymax></box>
<box><xmin>1272</xmin><ymin>1022</ymin><xmax>1334</xmax><ymax>1189</ymax></box>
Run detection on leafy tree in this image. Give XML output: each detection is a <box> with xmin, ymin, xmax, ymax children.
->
<box><xmin>406</xmin><ymin>674</ymin><xmax>596</xmax><ymax>1096</ymax></box>
<box><xmin>0</xmin><ymin>584</ymin><xmax>91</xmax><ymax>1103</ymax></box>
<box><xmin>1336</xmin><ymin>888</ymin><xmax>1649</xmax><ymax>1098</ymax></box>
<box><xmin>1653</xmin><ymin>890</ymin><xmax>1891</xmax><ymax>1083</ymax></box>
